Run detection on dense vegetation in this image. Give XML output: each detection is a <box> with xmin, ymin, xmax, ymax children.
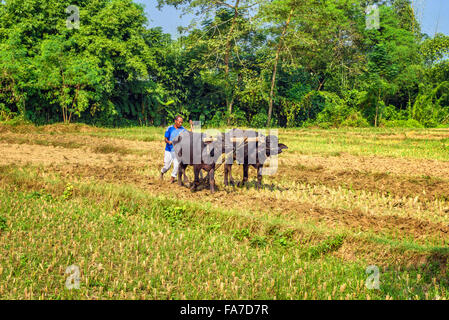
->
<box><xmin>0</xmin><ymin>0</ymin><xmax>448</xmax><ymax>128</ymax></box>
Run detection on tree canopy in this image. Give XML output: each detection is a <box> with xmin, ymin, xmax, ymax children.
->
<box><xmin>0</xmin><ymin>0</ymin><xmax>448</xmax><ymax>128</ymax></box>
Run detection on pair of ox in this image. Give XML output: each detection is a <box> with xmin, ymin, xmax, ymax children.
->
<box><xmin>172</xmin><ymin>129</ymin><xmax>288</xmax><ymax>193</ymax></box>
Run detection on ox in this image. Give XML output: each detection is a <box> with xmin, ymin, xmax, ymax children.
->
<box><xmin>172</xmin><ymin>130</ymin><xmax>221</xmax><ymax>193</ymax></box>
<box><xmin>219</xmin><ymin>129</ymin><xmax>288</xmax><ymax>188</ymax></box>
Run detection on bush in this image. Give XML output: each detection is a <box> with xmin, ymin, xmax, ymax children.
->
<box><xmin>341</xmin><ymin>111</ymin><xmax>370</xmax><ymax>128</ymax></box>
<box><xmin>227</xmin><ymin>109</ymin><xmax>248</xmax><ymax>127</ymax></box>
<box><xmin>410</xmin><ymin>82</ymin><xmax>449</xmax><ymax>127</ymax></box>
<box><xmin>316</xmin><ymin>122</ymin><xmax>333</xmax><ymax>129</ymax></box>
<box><xmin>208</xmin><ymin>111</ymin><xmax>227</xmax><ymax>127</ymax></box>
<box><xmin>250</xmin><ymin>112</ymin><xmax>268</xmax><ymax>128</ymax></box>
<box><xmin>0</xmin><ymin>104</ymin><xmax>17</xmax><ymax>122</ymax></box>
<box><xmin>382</xmin><ymin>119</ymin><xmax>424</xmax><ymax>128</ymax></box>
<box><xmin>314</xmin><ymin>91</ymin><xmax>350</xmax><ymax>127</ymax></box>
<box><xmin>381</xmin><ymin>105</ymin><xmax>400</xmax><ymax>121</ymax></box>
<box><xmin>0</xmin><ymin>115</ymin><xmax>32</xmax><ymax>126</ymax></box>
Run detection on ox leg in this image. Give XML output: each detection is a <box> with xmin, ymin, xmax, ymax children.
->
<box><xmin>238</xmin><ymin>164</ymin><xmax>249</xmax><ymax>187</ymax></box>
<box><xmin>255</xmin><ymin>164</ymin><xmax>263</xmax><ymax>189</ymax></box>
<box><xmin>228</xmin><ymin>165</ymin><xmax>235</xmax><ymax>186</ymax></box>
<box><xmin>224</xmin><ymin>165</ymin><xmax>228</xmax><ymax>186</ymax></box>
<box><xmin>230</xmin><ymin>173</ymin><xmax>235</xmax><ymax>186</ymax></box>
<box><xmin>208</xmin><ymin>167</ymin><xmax>215</xmax><ymax>194</ymax></box>
<box><xmin>178</xmin><ymin>163</ymin><xmax>184</xmax><ymax>186</ymax></box>
<box><xmin>182</xmin><ymin>165</ymin><xmax>189</xmax><ymax>185</ymax></box>
<box><xmin>201</xmin><ymin>166</ymin><xmax>211</xmax><ymax>189</ymax></box>
<box><xmin>224</xmin><ymin>154</ymin><xmax>235</xmax><ymax>186</ymax></box>
<box><xmin>224</xmin><ymin>164</ymin><xmax>230</xmax><ymax>186</ymax></box>
<box><xmin>190</xmin><ymin>165</ymin><xmax>200</xmax><ymax>192</ymax></box>
<box><xmin>204</xmin><ymin>171</ymin><xmax>210</xmax><ymax>187</ymax></box>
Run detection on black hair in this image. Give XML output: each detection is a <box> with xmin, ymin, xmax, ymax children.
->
<box><xmin>174</xmin><ymin>115</ymin><xmax>183</xmax><ymax>122</ymax></box>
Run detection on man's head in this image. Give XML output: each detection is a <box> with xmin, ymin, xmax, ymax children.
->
<box><xmin>174</xmin><ymin>115</ymin><xmax>183</xmax><ymax>129</ymax></box>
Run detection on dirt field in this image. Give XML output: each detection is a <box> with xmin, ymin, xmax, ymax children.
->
<box><xmin>1</xmin><ymin>124</ymin><xmax>449</xmax><ymax>299</ymax></box>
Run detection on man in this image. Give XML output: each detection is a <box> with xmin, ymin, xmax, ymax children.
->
<box><xmin>160</xmin><ymin>116</ymin><xmax>192</xmax><ymax>183</ymax></box>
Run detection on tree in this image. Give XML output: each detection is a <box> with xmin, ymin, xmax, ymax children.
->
<box><xmin>35</xmin><ymin>36</ymin><xmax>103</xmax><ymax>123</ymax></box>
<box><xmin>0</xmin><ymin>34</ymin><xmax>30</xmax><ymax>118</ymax></box>
<box><xmin>421</xmin><ymin>33</ymin><xmax>449</xmax><ymax>65</ymax></box>
<box><xmin>0</xmin><ymin>0</ymin><xmax>157</xmax><ymax>124</ymax></box>
<box><xmin>157</xmin><ymin>0</ymin><xmax>256</xmax><ymax>124</ymax></box>
<box><xmin>258</xmin><ymin>0</ymin><xmax>297</xmax><ymax>127</ymax></box>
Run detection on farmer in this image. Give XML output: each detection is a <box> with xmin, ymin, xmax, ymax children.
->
<box><xmin>160</xmin><ymin>116</ymin><xmax>193</xmax><ymax>183</ymax></box>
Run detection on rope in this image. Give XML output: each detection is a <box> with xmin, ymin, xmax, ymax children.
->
<box><xmin>199</xmin><ymin>134</ymin><xmax>267</xmax><ymax>184</ymax></box>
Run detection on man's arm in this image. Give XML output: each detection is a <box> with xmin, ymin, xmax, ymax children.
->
<box><xmin>165</xmin><ymin>137</ymin><xmax>172</xmax><ymax>145</ymax></box>
<box><xmin>164</xmin><ymin>127</ymin><xmax>172</xmax><ymax>144</ymax></box>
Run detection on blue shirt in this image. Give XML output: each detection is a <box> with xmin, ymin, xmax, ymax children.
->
<box><xmin>164</xmin><ymin>125</ymin><xmax>186</xmax><ymax>152</ymax></box>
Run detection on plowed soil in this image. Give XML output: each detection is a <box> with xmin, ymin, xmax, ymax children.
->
<box><xmin>1</xmin><ymin>127</ymin><xmax>449</xmax><ymax>245</ymax></box>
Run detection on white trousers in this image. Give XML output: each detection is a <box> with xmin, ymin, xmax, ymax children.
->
<box><xmin>161</xmin><ymin>150</ymin><xmax>179</xmax><ymax>178</ymax></box>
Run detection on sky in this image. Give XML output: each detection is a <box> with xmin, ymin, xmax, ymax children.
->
<box><xmin>137</xmin><ymin>0</ymin><xmax>448</xmax><ymax>38</ymax></box>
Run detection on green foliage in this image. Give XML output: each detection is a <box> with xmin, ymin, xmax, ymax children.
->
<box><xmin>233</xmin><ymin>228</ymin><xmax>250</xmax><ymax>241</ymax></box>
<box><xmin>381</xmin><ymin>104</ymin><xmax>400</xmax><ymax>121</ymax></box>
<box><xmin>0</xmin><ymin>0</ymin><xmax>161</xmax><ymax>125</ymax></box>
<box><xmin>208</xmin><ymin>111</ymin><xmax>227</xmax><ymax>128</ymax></box>
<box><xmin>25</xmin><ymin>191</ymin><xmax>46</xmax><ymax>200</ymax></box>
<box><xmin>382</xmin><ymin>119</ymin><xmax>424</xmax><ymax>128</ymax></box>
<box><xmin>306</xmin><ymin>91</ymin><xmax>369</xmax><ymax>128</ymax></box>
<box><xmin>410</xmin><ymin>82</ymin><xmax>449</xmax><ymax>127</ymax></box>
<box><xmin>421</xmin><ymin>34</ymin><xmax>449</xmax><ymax>64</ymax></box>
<box><xmin>0</xmin><ymin>0</ymin><xmax>448</xmax><ymax>128</ymax></box>
<box><xmin>341</xmin><ymin>111</ymin><xmax>370</xmax><ymax>128</ymax></box>
<box><xmin>161</xmin><ymin>204</ymin><xmax>188</xmax><ymax>226</ymax></box>
<box><xmin>250</xmin><ymin>235</ymin><xmax>267</xmax><ymax>248</ymax></box>
<box><xmin>306</xmin><ymin>235</ymin><xmax>346</xmax><ymax>259</ymax></box>
<box><xmin>62</xmin><ymin>183</ymin><xmax>74</xmax><ymax>200</ymax></box>
<box><xmin>226</xmin><ymin>108</ymin><xmax>248</xmax><ymax>127</ymax></box>
<box><xmin>0</xmin><ymin>215</ymin><xmax>7</xmax><ymax>231</ymax></box>
<box><xmin>277</xmin><ymin>237</ymin><xmax>288</xmax><ymax>247</ymax></box>
<box><xmin>0</xmin><ymin>103</ymin><xmax>16</xmax><ymax>121</ymax></box>
<box><xmin>250</xmin><ymin>112</ymin><xmax>268</xmax><ymax>128</ymax></box>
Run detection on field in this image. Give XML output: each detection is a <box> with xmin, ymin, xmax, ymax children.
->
<box><xmin>1</xmin><ymin>123</ymin><xmax>449</xmax><ymax>300</ymax></box>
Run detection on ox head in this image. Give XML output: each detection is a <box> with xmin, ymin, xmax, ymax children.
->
<box><xmin>265</xmin><ymin>135</ymin><xmax>288</xmax><ymax>157</ymax></box>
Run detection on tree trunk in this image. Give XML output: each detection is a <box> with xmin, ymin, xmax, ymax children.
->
<box><xmin>141</xmin><ymin>90</ymin><xmax>145</xmax><ymax>126</ymax></box>
<box><xmin>225</xmin><ymin>0</ymin><xmax>240</xmax><ymax>125</ymax></box>
<box><xmin>267</xmin><ymin>8</ymin><xmax>294</xmax><ymax>127</ymax></box>
<box><xmin>60</xmin><ymin>67</ymin><xmax>67</xmax><ymax>123</ymax></box>
<box><xmin>68</xmin><ymin>85</ymin><xmax>80</xmax><ymax>124</ymax></box>
<box><xmin>317</xmin><ymin>79</ymin><xmax>325</xmax><ymax>91</ymax></box>
<box><xmin>375</xmin><ymin>104</ymin><xmax>378</xmax><ymax>127</ymax></box>
<box><xmin>375</xmin><ymin>88</ymin><xmax>381</xmax><ymax>127</ymax></box>
<box><xmin>61</xmin><ymin>86</ymin><xmax>67</xmax><ymax>124</ymax></box>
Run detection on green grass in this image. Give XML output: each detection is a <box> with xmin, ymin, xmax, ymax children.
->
<box><xmin>76</xmin><ymin>126</ymin><xmax>162</xmax><ymax>143</ymax></box>
<box><xmin>3</xmin><ymin>123</ymin><xmax>449</xmax><ymax>160</ymax></box>
<box><xmin>279</xmin><ymin>129</ymin><xmax>449</xmax><ymax>160</ymax></box>
<box><xmin>2</xmin><ymin>123</ymin><xmax>449</xmax><ymax>300</ymax></box>
<box><xmin>77</xmin><ymin>126</ymin><xmax>449</xmax><ymax>161</ymax></box>
<box><xmin>1</xmin><ymin>165</ymin><xmax>449</xmax><ymax>300</ymax></box>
